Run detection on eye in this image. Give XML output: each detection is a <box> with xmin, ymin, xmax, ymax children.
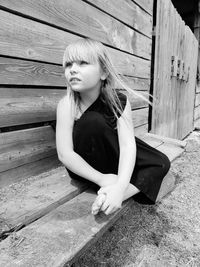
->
<box><xmin>80</xmin><ymin>60</ymin><xmax>89</xmax><ymax>65</ymax></box>
<box><xmin>65</xmin><ymin>62</ymin><xmax>72</xmax><ymax>68</ymax></box>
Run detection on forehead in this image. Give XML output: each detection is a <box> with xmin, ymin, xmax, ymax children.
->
<box><xmin>63</xmin><ymin>42</ymin><xmax>99</xmax><ymax>66</ymax></box>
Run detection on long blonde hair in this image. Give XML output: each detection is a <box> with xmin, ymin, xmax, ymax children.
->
<box><xmin>63</xmin><ymin>38</ymin><xmax>149</xmax><ymax>119</ymax></box>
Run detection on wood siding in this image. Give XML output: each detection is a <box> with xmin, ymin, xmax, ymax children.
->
<box><xmin>0</xmin><ymin>0</ymin><xmax>153</xmax><ymax>185</ymax></box>
<box><xmin>0</xmin><ymin>0</ymin><xmax>153</xmax><ymax>133</ymax></box>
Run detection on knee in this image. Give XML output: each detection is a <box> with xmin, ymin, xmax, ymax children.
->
<box><xmin>159</xmin><ymin>153</ymin><xmax>171</xmax><ymax>175</ymax></box>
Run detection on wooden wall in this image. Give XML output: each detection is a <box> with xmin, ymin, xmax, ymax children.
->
<box><xmin>152</xmin><ymin>0</ymin><xmax>198</xmax><ymax>140</ymax></box>
<box><xmin>194</xmin><ymin>3</ymin><xmax>200</xmax><ymax>129</ymax></box>
<box><xmin>0</xmin><ymin>0</ymin><xmax>153</xmax><ymax>136</ymax></box>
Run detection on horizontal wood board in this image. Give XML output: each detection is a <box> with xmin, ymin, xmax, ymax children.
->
<box><xmin>0</xmin><ymin>57</ymin><xmax>150</xmax><ymax>90</ymax></box>
<box><xmin>0</xmin><ymin>88</ymin><xmax>149</xmax><ymax>127</ymax></box>
<box><xmin>0</xmin><ymin>0</ymin><xmax>151</xmax><ymax>59</ymax></box>
<box><xmin>0</xmin><ymin>9</ymin><xmax>150</xmax><ymax>78</ymax></box>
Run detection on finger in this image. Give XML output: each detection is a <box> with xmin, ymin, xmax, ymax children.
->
<box><xmin>101</xmin><ymin>200</ymin><xmax>109</xmax><ymax>212</ymax></box>
<box><xmin>104</xmin><ymin>206</ymin><xmax>114</xmax><ymax>215</ymax></box>
<box><xmin>98</xmin><ymin>188</ymin><xmax>107</xmax><ymax>194</ymax></box>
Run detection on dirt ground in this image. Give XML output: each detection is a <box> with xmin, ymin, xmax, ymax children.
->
<box><xmin>73</xmin><ymin>130</ymin><xmax>200</xmax><ymax>267</ymax></box>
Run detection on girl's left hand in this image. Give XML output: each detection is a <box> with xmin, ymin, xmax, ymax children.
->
<box><xmin>98</xmin><ymin>184</ymin><xmax>125</xmax><ymax>215</ymax></box>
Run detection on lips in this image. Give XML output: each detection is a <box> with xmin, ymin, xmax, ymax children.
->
<box><xmin>69</xmin><ymin>77</ymin><xmax>81</xmax><ymax>82</ymax></box>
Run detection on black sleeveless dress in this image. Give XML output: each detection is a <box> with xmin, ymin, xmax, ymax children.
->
<box><xmin>64</xmin><ymin>92</ymin><xmax>170</xmax><ymax>204</ymax></box>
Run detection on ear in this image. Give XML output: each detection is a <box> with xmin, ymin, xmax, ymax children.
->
<box><xmin>100</xmin><ymin>69</ymin><xmax>108</xmax><ymax>81</ymax></box>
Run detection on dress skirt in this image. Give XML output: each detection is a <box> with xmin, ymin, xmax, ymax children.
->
<box><xmin>66</xmin><ymin>110</ymin><xmax>171</xmax><ymax>205</ymax></box>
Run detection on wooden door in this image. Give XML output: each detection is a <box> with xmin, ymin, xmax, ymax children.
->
<box><xmin>151</xmin><ymin>0</ymin><xmax>198</xmax><ymax>139</ymax></box>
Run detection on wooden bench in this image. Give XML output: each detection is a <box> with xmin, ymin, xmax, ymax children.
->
<box><xmin>0</xmin><ymin>127</ymin><xmax>185</xmax><ymax>266</ymax></box>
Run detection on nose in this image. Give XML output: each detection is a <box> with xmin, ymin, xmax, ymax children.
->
<box><xmin>70</xmin><ymin>62</ymin><xmax>78</xmax><ymax>74</ymax></box>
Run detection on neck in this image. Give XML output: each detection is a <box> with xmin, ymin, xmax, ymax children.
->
<box><xmin>80</xmin><ymin>88</ymin><xmax>101</xmax><ymax>107</ymax></box>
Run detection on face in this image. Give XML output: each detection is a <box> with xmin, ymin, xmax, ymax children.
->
<box><xmin>64</xmin><ymin>59</ymin><xmax>105</xmax><ymax>95</ymax></box>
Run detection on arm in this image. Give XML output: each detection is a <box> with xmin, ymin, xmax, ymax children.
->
<box><xmin>116</xmin><ymin>99</ymin><xmax>136</xmax><ymax>190</ymax></box>
<box><xmin>56</xmin><ymin>95</ymin><xmax>104</xmax><ymax>186</ymax></box>
<box><xmin>100</xmin><ymin>99</ymin><xmax>136</xmax><ymax>214</ymax></box>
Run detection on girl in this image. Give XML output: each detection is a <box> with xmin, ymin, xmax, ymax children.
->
<box><xmin>56</xmin><ymin>38</ymin><xmax>170</xmax><ymax>216</ymax></box>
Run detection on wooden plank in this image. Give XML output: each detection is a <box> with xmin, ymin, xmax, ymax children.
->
<box><xmin>156</xmin><ymin>143</ymin><xmax>184</xmax><ymax>162</ymax></box>
<box><xmin>194</xmin><ymin>105</ymin><xmax>200</xmax><ymax>121</ymax></box>
<box><xmin>82</xmin><ymin>0</ymin><xmax>153</xmax><ymax>37</ymax></box>
<box><xmin>0</xmin><ymin>126</ymin><xmax>56</xmax><ymax>172</ymax></box>
<box><xmin>0</xmin><ymin>88</ymin><xmax>65</xmax><ymax>127</ymax></box>
<box><xmin>195</xmin><ymin>93</ymin><xmax>200</xmax><ymax>107</ymax></box>
<box><xmin>0</xmin><ymin>57</ymin><xmax>65</xmax><ymax>86</ymax></box>
<box><xmin>194</xmin><ymin>117</ymin><xmax>200</xmax><ymax>129</ymax></box>
<box><xmin>144</xmin><ymin>133</ymin><xmax>187</xmax><ymax>148</ymax></box>
<box><xmin>133</xmin><ymin>0</ymin><xmax>153</xmax><ymax>15</ymax></box>
<box><xmin>0</xmin><ymin>0</ymin><xmax>151</xmax><ymax>59</ymax></box>
<box><xmin>134</xmin><ymin>123</ymin><xmax>148</xmax><ymax>137</ymax></box>
<box><xmin>0</xmin><ymin>59</ymin><xmax>150</xmax><ymax>90</ymax></box>
<box><xmin>0</xmin><ymin>88</ymin><xmax>148</xmax><ymax>127</ymax></box>
<box><xmin>0</xmin><ymin>190</ymin><xmax>132</xmax><ymax>266</ymax></box>
<box><xmin>0</xmin><ymin>167</ymin><xmax>87</xmax><ymax>233</ymax></box>
<box><xmin>132</xmin><ymin>108</ymin><xmax>148</xmax><ymax>128</ymax></box>
<box><xmin>0</xmin><ymin>10</ymin><xmax>150</xmax><ymax>78</ymax></box>
<box><xmin>0</xmin><ymin>57</ymin><xmax>150</xmax><ymax>89</ymax></box>
<box><xmin>0</xmin><ymin>155</ymin><xmax>60</xmax><ymax>188</ymax></box>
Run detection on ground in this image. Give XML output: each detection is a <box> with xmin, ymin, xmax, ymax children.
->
<box><xmin>73</xmin><ymin>130</ymin><xmax>200</xmax><ymax>267</ymax></box>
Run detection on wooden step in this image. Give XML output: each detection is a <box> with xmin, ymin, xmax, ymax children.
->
<box><xmin>0</xmin><ymin>126</ymin><xmax>57</xmax><ymax>187</ymax></box>
<box><xmin>0</xmin><ymin>134</ymin><xmax>185</xmax><ymax>266</ymax></box>
<box><xmin>0</xmin><ymin>167</ymin><xmax>87</xmax><ymax>237</ymax></box>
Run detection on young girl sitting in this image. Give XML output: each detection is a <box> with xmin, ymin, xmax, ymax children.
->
<box><xmin>56</xmin><ymin>38</ymin><xmax>170</xmax><ymax>216</ymax></box>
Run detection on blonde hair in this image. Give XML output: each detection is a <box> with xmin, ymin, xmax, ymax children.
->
<box><xmin>63</xmin><ymin>38</ymin><xmax>149</xmax><ymax>119</ymax></box>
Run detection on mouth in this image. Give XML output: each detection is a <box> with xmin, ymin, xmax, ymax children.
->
<box><xmin>69</xmin><ymin>77</ymin><xmax>81</xmax><ymax>82</ymax></box>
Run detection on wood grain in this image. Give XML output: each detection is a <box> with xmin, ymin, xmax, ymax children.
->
<box><xmin>0</xmin><ymin>126</ymin><xmax>56</xmax><ymax>173</ymax></box>
<box><xmin>151</xmin><ymin>0</ymin><xmax>198</xmax><ymax>139</ymax></box>
<box><xmin>0</xmin><ymin>88</ymin><xmax>65</xmax><ymax>127</ymax></box>
<box><xmin>0</xmin><ymin>57</ymin><xmax>150</xmax><ymax>89</ymax></box>
<box><xmin>0</xmin><ymin>57</ymin><xmax>65</xmax><ymax>86</ymax></box>
<box><xmin>0</xmin><ymin>88</ymin><xmax>148</xmax><ymax>127</ymax></box>
<box><xmin>0</xmin><ymin>166</ymin><xmax>87</xmax><ymax>230</ymax></box>
<box><xmin>0</xmin><ymin>0</ymin><xmax>151</xmax><ymax>59</ymax></box>
<box><xmin>0</xmin><ymin>10</ymin><xmax>150</xmax><ymax>78</ymax></box>
<box><xmin>83</xmin><ymin>0</ymin><xmax>153</xmax><ymax>37</ymax></box>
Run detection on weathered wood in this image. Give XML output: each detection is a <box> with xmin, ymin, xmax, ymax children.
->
<box><xmin>152</xmin><ymin>0</ymin><xmax>198</xmax><ymax>139</ymax></box>
<box><xmin>0</xmin><ymin>88</ymin><xmax>64</xmax><ymax>127</ymax></box>
<box><xmin>195</xmin><ymin>93</ymin><xmax>200</xmax><ymax>107</ymax></box>
<box><xmin>82</xmin><ymin>0</ymin><xmax>153</xmax><ymax>37</ymax></box>
<box><xmin>0</xmin><ymin>57</ymin><xmax>150</xmax><ymax>90</ymax></box>
<box><xmin>0</xmin><ymin>57</ymin><xmax>65</xmax><ymax>86</ymax></box>
<box><xmin>0</xmin><ymin>10</ymin><xmax>150</xmax><ymax>78</ymax></box>
<box><xmin>134</xmin><ymin>123</ymin><xmax>148</xmax><ymax>137</ymax></box>
<box><xmin>0</xmin><ymin>155</ymin><xmax>60</xmax><ymax>188</ymax></box>
<box><xmin>194</xmin><ymin>104</ymin><xmax>200</xmax><ymax>121</ymax></box>
<box><xmin>0</xmin><ymin>126</ymin><xmax>56</xmax><ymax>173</ymax></box>
<box><xmin>133</xmin><ymin>0</ymin><xmax>153</xmax><ymax>15</ymax></box>
<box><xmin>194</xmin><ymin>117</ymin><xmax>200</xmax><ymax>129</ymax></box>
<box><xmin>156</xmin><ymin>143</ymin><xmax>184</xmax><ymax>162</ymax></box>
<box><xmin>0</xmin><ymin>0</ymin><xmax>151</xmax><ymax>59</ymax></box>
<box><xmin>131</xmin><ymin>108</ymin><xmax>148</xmax><ymax>128</ymax></box>
<box><xmin>0</xmin><ymin>88</ymin><xmax>148</xmax><ymax>127</ymax></box>
<box><xmin>0</xmin><ymin>139</ymin><xmax>184</xmax><ymax>267</ymax></box>
<box><xmin>0</xmin><ymin>167</ymin><xmax>87</xmax><ymax>232</ymax></box>
<box><xmin>144</xmin><ymin>132</ymin><xmax>187</xmax><ymax>148</ymax></box>
<box><xmin>0</xmin><ymin>190</ymin><xmax>132</xmax><ymax>267</ymax></box>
